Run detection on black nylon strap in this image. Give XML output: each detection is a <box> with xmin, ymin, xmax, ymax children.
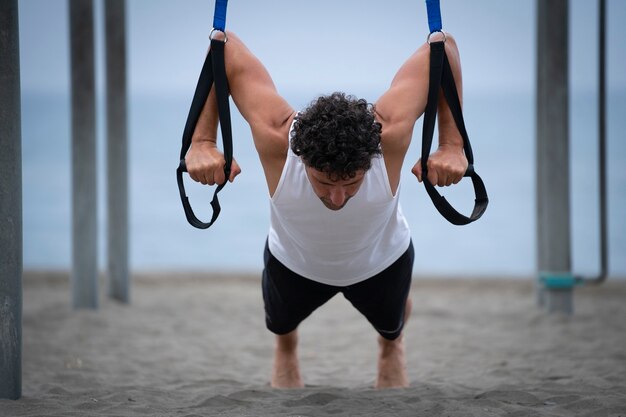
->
<box><xmin>421</xmin><ymin>41</ymin><xmax>488</xmax><ymax>225</ymax></box>
<box><xmin>176</xmin><ymin>39</ymin><xmax>233</xmax><ymax>229</ymax></box>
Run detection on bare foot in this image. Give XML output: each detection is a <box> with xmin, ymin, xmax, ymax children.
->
<box><xmin>375</xmin><ymin>298</ymin><xmax>412</xmax><ymax>389</ymax></box>
<box><xmin>271</xmin><ymin>331</ymin><xmax>304</xmax><ymax>388</ymax></box>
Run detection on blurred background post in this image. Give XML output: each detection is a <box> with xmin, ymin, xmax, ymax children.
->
<box><xmin>104</xmin><ymin>0</ymin><xmax>129</xmax><ymax>304</ymax></box>
<box><xmin>69</xmin><ymin>0</ymin><xmax>98</xmax><ymax>309</ymax></box>
<box><xmin>535</xmin><ymin>0</ymin><xmax>572</xmax><ymax>312</ymax></box>
<box><xmin>0</xmin><ymin>0</ymin><xmax>23</xmax><ymax>400</ymax></box>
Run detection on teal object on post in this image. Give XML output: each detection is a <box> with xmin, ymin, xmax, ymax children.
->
<box><xmin>539</xmin><ymin>272</ymin><xmax>579</xmax><ymax>290</ymax></box>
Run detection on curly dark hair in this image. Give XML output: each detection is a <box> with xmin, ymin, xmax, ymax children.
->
<box><xmin>291</xmin><ymin>92</ymin><xmax>382</xmax><ymax>181</ymax></box>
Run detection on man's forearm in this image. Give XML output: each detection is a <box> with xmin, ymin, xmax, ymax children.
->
<box><xmin>436</xmin><ymin>90</ymin><xmax>463</xmax><ymax>149</ymax></box>
<box><xmin>191</xmin><ymin>85</ymin><xmax>219</xmax><ymax>146</ymax></box>
<box><xmin>436</xmin><ymin>39</ymin><xmax>464</xmax><ymax>150</ymax></box>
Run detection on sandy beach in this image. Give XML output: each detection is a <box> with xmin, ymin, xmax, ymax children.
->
<box><xmin>1</xmin><ymin>271</ymin><xmax>625</xmax><ymax>417</ymax></box>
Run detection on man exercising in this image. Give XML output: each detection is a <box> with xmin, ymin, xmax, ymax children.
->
<box><xmin>185</xmin><ymin>31</ymin><xmax>467</xmax><ymax>388</ymax></box>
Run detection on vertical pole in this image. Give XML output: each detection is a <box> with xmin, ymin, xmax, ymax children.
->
<box><xmin>70</xmin><ymin>0</ymin><xmax>98</xmax><ymax>309</ymax></box>
<box><xmin>105</xmin><ymin>0</ymin><xmax>129</xmax><ymax>303</ymax></box>
<box><xmin>0</xmin><ymin>0</ymin><xmax>23</xmax><ymax>400</ymax></box>
<box><xmin>597</xmin><ymin>0</ymin><xmax>608</xmax><ymax>281</ymax></box>
<box><xmin>536</xmin><ymin>0</ymin><xmax>571</xmax><ymax>313</ymax></box>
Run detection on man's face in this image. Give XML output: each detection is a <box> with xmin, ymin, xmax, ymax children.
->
<box><xmin>305</xmin><ymin>167</ymin><xmax>366</xmax><ymax>211</ymax></box>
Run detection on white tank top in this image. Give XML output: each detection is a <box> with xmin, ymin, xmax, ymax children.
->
<box><xmin>268</xmin><ymin>128</ymin><xmax>411</xmax><ymax>286</ymax></box>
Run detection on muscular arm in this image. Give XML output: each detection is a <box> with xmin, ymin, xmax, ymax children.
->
<box><xmin>185</xmin><ymin>31</ymin><xmax>295</xmax><ymax>194</ymax></box>
<box><xmin>375</xmin><ymin>33</ymin><xmax>467</xmax><ymax>191</ymax></box>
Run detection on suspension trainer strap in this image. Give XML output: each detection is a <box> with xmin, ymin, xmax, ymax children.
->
<box><xmin>425</xmin><ymin>0</ymin><xmax>442</xmax><ymax>33</ymax></box>
<box><xmin>420</xmin><ymin>40</ymin><xmax>488</xmax><ymax>225</ymax></box>
<box><xmin>213</xmin><ymin>0</ymin><xmax>228</xmax><ymax>31</ymax></box>
<box><xmin>176</xmin><ymin>0</ymin><xmax>232</xmax><ymax>229</ymax></box>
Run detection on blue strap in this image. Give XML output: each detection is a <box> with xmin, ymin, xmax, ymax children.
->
<box><xmin>425</xmin><ymin>0</ymin><xmax>442</xmax><ymax>33</ymax></box>
<box><xmin>213</xmin><ymin>0</ymin><xmax>228</xmax><ymax>31</ymax></box>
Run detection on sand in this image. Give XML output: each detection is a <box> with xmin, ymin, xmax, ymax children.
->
<box><xmin>1</xmin><ymin>271</ymin><xmax>625</xmax><ymax>417</ymax></box>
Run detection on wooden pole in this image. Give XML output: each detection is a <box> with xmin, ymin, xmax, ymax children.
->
<box><xmin>0</xmin><ymin>0</ymin><xmax>23</xmax><ymax>400</ymax></box>
<box><xmin>105</xmin><ymin>0</ymin><xmax>130</xmax><ymax>303</ymax></box>
<box><xmin>69</xmin><ymin>0</ymin><xmax>98</xmax><ymax>309</ymax></box>
<box><xmin>536</xmin><ymin>0</ymin><xmax>572</xmax><ymax>312</ymax></box>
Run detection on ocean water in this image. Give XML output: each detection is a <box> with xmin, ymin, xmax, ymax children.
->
<box><xmin>20</xmin><ymin>90</ymin><xmax>626</xmax><ymax>277</ymax></box>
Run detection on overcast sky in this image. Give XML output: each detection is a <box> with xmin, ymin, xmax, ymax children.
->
<box><xmin>17</xmin><ymin>0</ymin><xmax>626</xmax><ymax>97</ymax></box>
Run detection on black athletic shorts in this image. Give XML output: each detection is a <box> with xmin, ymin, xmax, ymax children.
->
<box><xmin>262</xmin><ymin>240</ymin><xmax>414</xmax><ymax>340</ymax></box>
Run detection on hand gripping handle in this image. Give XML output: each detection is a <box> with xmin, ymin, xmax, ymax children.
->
<box><xmin>176</xmin><ymin>39</ymin><xmax>232</xmax><ymax>229</ymax></box>
<box><xmin>421</xmin><ymin>41</ymin><xmax>488</xmax><ymax>225</ymax></box>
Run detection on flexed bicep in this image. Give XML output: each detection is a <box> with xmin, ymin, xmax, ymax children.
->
<box><xmin>375</xmin><ymin>43</ymin><xmax>431</xmax><ymax>131</ymax></box>
<box><xmin>375</xmin><ymin>33</ymin><xmax>462</xmax><ymax>141</ymax></box>
<box><xmin>223</xmin><ymin>32</ymin><xmax>294</xmax><ymax>149</ymax></box>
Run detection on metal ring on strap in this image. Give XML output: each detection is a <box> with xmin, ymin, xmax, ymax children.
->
<box><xmin>427</xmin><ymin>30</ymin><xmax>446</xmax><ymax>44</ymax></box>
<box><xmin>209</xmin><ymin>28</ymin><xmax>228</xmax><ymax>43</ymax></box>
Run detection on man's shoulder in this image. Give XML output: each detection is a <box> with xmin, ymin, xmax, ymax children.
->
<box><xmin>252</xmin><ymin>111</ymin><xmax>295</xmax><ymax>197</ymax></box>
<box><xmin>253</xmin><ymin>111</ymin><xmax>295</xmax><ymax>155</ymax></box>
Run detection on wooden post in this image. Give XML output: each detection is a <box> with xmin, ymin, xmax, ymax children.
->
<box><xmin>105</xmin><ymin>0</ymin><xmax>130</xmax><ymax>303</ymax></box>
<box><xmin>0</xmin><ymin>0</ymin><xmax>23</xmax><ymax>400</ymax></box>
<box><xmin>536</xmin><ymin>0</ymin><xmax>572</xmax><ymax>313</ymax></box>
<box><xmin>69</xmin><ymin>0</ymin><xmax>98</xmax><ymax>309</ymax></box>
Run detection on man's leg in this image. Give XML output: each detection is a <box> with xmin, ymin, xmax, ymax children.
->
<box><xmin>262</xmin><ymin>242</ymin><xmax>338</xmax><ymax>388</ymax></box>
<box><xmin>376</xmin><ymin>297</ymin><xmax>412</xmax><ymax>389</ymax></box>
<box><xmin>342</xmin><ymin>242</ymin><xmax>414</xmax><ymax>388</ymax></box>
<box><xmin>271</xmin><ymin>329</ymin><xmax>304</xmax><ymax>388</ymax></box>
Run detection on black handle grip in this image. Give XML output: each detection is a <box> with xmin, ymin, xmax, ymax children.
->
<box><xmin>423</xmin><ymin>168</ymin><xmax>489</xmax><ymax>226</ymax></box>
